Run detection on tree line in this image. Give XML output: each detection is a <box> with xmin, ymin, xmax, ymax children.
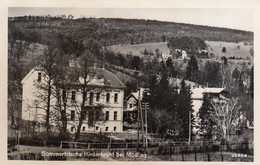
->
<box><xmin>9</xmin><ymin>16</ymin><xmax>253</xmax><ymax>47</ymax></box>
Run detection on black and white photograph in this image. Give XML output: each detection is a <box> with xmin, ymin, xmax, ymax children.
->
<box><xmin>2</xmin><ymin>0</ymin><xmax>257</xmax><ymax>162</ymax></box>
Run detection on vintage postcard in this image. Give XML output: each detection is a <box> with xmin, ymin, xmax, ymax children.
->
<box><xmin>1</xmin><ymin>0</ymin><xmax>259</xmax><ymax>164</ymax></box>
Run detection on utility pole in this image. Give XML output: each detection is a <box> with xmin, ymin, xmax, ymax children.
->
<box><xmin>144</xmin><ymin>102</ymin><xmax>149</xmax><ymax>149</ymax></box>
<box><xmin>137</xmin><ymin>89</ymin><xmax>141</xmax><ymax>151</ymax></box>
<box><xmin>188</xmin><ymin>110</ymin><xmax>191</xmax><ymax>144</ymax></box>
<box><xmin>140</xmin><ymin>102</ymin><xmax>145</xmax><ymax>149</ymax></box>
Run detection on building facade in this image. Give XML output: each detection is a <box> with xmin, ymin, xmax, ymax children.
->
<box><xmin>21</xmin><ymin>66</ymin><xmax>126</xmax><ymax>133</ymax></box>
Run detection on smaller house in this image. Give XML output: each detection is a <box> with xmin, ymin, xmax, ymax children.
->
<box><xmin>198</xmin><ymin>50</ymin><xmax>209</xmax><ymax>58</ymax></box>
<box><xmin>181</xmin><ymin>50</ymin><xmax>188</xmax><ymax>59</ymax></box>
<box><xmin>161</xmin><ymin>52</ymin><xmax>172</xmax><ymax>61</ymax></box>
<box><xmin>174</xmin><ymin>49</ymin><xmax>188</xmax><ymax>59</ymax></box>
<box><xmin>123</xmin><ymin>88</ymin><xmax>146</xmax><ymax>123</ymax></box>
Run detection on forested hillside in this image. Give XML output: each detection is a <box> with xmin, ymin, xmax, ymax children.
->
<box><xmin>8</xmin><ymin>16</ymin><xmax>253</xmax><ymax>47</ymax></box>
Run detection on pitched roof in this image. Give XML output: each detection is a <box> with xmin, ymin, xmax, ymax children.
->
<box><xmin>204</xmin><ymin>88</ymin><xmax>225</xmax><ymax>93</ymax></box>
<box><xmin>21</xmin><ymin>66</ymin><xmax>44</xmax><ymax>84</ymax></box>
<box><xmin>124</xmin><ymin>88</ymin><xmax>146</xmax><ymax>102</ymax></box>
<box><xmin>22</xmin><ymin>66</ymin><xmax>126</xmax><ymax>89</ymax></box>
<box><xmin>191</xmin><ymin>87</ymin><xmax>226</xmax><ymax>99</ymax></box>
<box><xmin>96</xmin><ymin>68</ymin><xmax>126</xmax><ymax>89</ymax></box>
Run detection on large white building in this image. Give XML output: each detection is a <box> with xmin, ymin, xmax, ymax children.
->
<box><xmin>191</xmin><ymin>87</ymin><xmax>229</xmax><ymax>135</ymax></box>
<box><xmin>21</xmin><ymin>66</ymin><xmax>126</xmax><ymax>133</ymax></box>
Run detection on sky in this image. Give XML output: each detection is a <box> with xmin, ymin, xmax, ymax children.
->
<box><xmin>8</xmin><ymin>7</ymin><xmax>254</xmax><ymax>31</ymax></box>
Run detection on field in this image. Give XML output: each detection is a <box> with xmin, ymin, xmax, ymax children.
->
<box><xmin>109</xmin><ymin>42</ymin><xmax>170</xmax><ymax>57</ymax></box>
<box><xmin>109</xmin><ymin>41</ymin><xmax>253</xmax><ymax>60</ymax></box>
<box><xmin>205</xmin><ymin>41</ymin><xmax>253</xmax><ymax>59</ymax></box>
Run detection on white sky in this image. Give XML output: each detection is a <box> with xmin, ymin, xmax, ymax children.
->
<box><xmin>8</xmin><ymin>8</ymin><xmax>253</xmax><ymax>31</ymax></box>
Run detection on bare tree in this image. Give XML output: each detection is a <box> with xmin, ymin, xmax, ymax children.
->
<box><xmin>33</xmin><ymin>45</ymin><xmax>60</xmax><ymax>141</ymax></box>
<box><xmin>211</xmin><ymin>97</ymin><xmax>242</xmax><ymax>142</ymax></box>
<box><xmin>52</xmin><ymin>57</ymin><xmax>74</xmax><ymax>139</ymax></box>
<box><xmin>148</xmin><ymin>108</ymin><xmax>182</xmax><ymax>139</ymax></box>
<box><xmin>69</xmin><ymin>51</ymin><xmax>106</xmax><ymax>140</ymax></box>
<box><xmin>148</xmin><ymin>108</ymin><xmax>169</xmax><ymax>138</ymax></box>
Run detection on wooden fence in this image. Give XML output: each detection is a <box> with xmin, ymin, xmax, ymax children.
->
<box><xmin>59</xmin><ymin>141</ymin><xmax>253</xmax><ymax>155</ymax></box>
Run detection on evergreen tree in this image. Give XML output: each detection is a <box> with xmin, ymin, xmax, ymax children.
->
<box><xmin>166</xmin><ymin>57</ymin><xmax>176</xmax><ymax>77</ymax></box>
<box><xmin>186</xmin><ymin>55</ymin><xmax>198</xmax><ymax>82</ymax></box>
<box><xmin>158</xmin><ymin>61</ymin><xmax>166</xmax><ymax>74</ymax></box>
<box><xmin>222</xmin><ymin>47</ymin><xmax>226</xmax><ymax>53</ymax></box>
<box><xmin>142</xmin><ymin>74</ymin><xmax>158</xmax><ymax>109</ymax></box>
<box><xmin>198</xmin><ymin>94</ymin><xmax>215</xmax><ymax>140</ymax></box>
<box><xmin>203</xmin><ymin>61</ymin><xmax>222</xmax><ymax>87</ymax></box>
<box><xmin>157</xmin><ymin>72</ymin><xmax>174</xmax><ymax>111</ymax></box>
<box><xmin>221</xmin><ymin>56</ymin><xmax>228</xmax><ymax>65</ymax></box>
<box><xmin>166</xmin><ymin>57</ymin><xmax>173</xmax><ymax>68</ymax></box>
<box><xmin>232</xmin><ymin>68</ymin><xmax>240</xmax><ymax>80</ymax></box>
<box><xmin>130</xmin><ymin>56</ymin><xmax>142</xmax><ymax>70</ymax></box>
<box><xmin>177</xmin><ymin>79</ymin><xmax>193</xmax><ymax>139</ymax></box>
<box><xmin>143</xmin><ymin>73</ymin><xmax>178</xmax><ymax>136</ymax></box>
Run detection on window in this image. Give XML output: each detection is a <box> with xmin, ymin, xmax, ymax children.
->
<box><xmin>71</xmin><ymin>91</ymin><xmax>76</xmax><ymax>101</ymax></box>
<box><xmin>114</xmin><ymin>111</ymin><xmax>117</xmax><ymax>120</ymax></box>
<box><xmin>82</xmin><ymin>110</ymin><xmax>87</xmax><ymax>120</ymax></box>
<box><xmin>96</xmin><ymin>93</ymin><xmax>100</xmax><ymax>102</ymax></box>
<box><xmin>71</xmin><ymin>110</ymin><xmax>75</xmax><ymax>121</ymax></box>
<box><xmin>37</xmin><ymin>72</ymin><xmax>41</xmax><ymax>82</ymax></box>
<box><xmin>89</xmin><ymin>92</ymin><xmax>94</xmax><ymax>105</ymax></box>
<box><xmin>95</xmin><ymin>111</ymin><xmax>100</xmax><ymax>121</ymax></box>
<box><xmin>96</xmin><ymin>126</ymin><xmax>99</xmax><ymax>131</ymax></box>
<box><xmin>105</xmin><ymin>127</ymin><xmax>109</xmax><ymax>132</ymax></box>
<box><xmin>106</xmin><ymin>111</ymin><xmax>109</xmax><ymax>120</ymax></box>
<box><xmin>82</xmin><ymin>127</ymin><xmax>85</xmax><ymax>131</ymax></box>
<box><xmin>88</xmin><ymin>111</ymin><xmax>94</xmax><ymax>126</ymax></box>
<box><xmin>62</xmin><ymin>90</ymin><xmax>66</xmax><ymax>101</ymax></box>
<box><xmin>114</xmin><ymin>127</ymin><xmax>117</xmax><ymax>132</ymax></box>
<box><xmin>106</xmin><ymin>93</ymin><xmax>110</xmax><ymax>102</ymax></box>
<box><xmin>114</xmin><ymin>93</ymin><xmax>118</xmax><ymax>103</ymax></box>
<box><xmin>129</xmin><ymin>104</ymin><xmax>133</xmax><ymax>108</ymax></box>
<box><xmin>71</xmin><ymin>127</ymin><xmax>74</xmax><ymax>132</ymax></box>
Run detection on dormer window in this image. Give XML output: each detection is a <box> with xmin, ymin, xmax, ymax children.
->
<box><xmin>37</xmin><ymin>72</ymin><xmax>41</xmax><ymax>82</ymax></box>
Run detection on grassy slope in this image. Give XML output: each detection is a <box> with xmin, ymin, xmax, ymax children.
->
<box><xmin>109</xmin><ymin>42</ymin><xmax>170</xmax><ymax>58</ymax></box>
<box><xmin>205</xmin><ymin>41</ymin><xmax>253</xmax><ymax>59</ymax></box>
<box><xmin>109</xmin><ymin>41</ymin><xmax>253</xmax><ymax>59</ymax></box>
